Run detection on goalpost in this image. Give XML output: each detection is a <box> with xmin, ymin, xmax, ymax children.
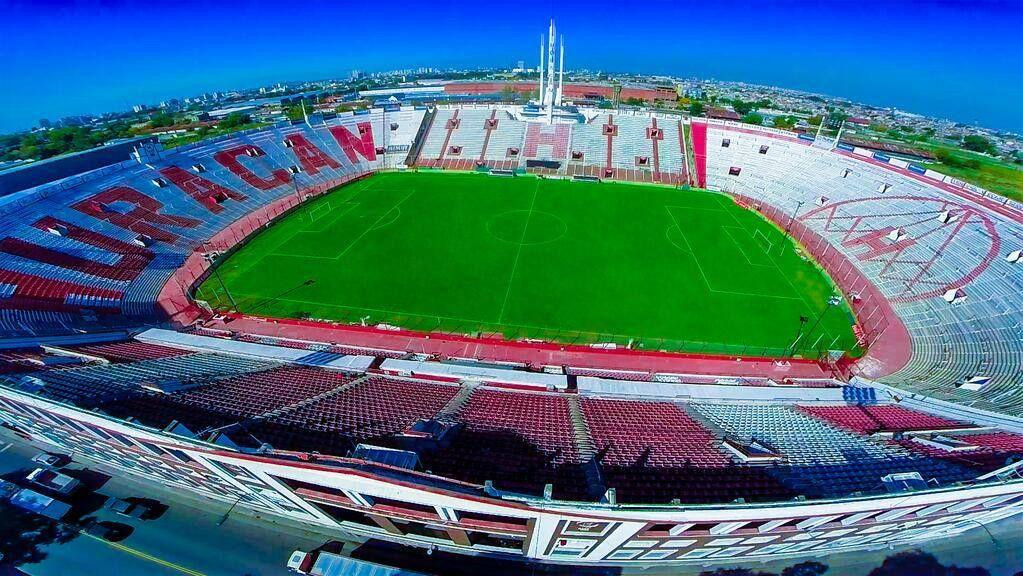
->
<box><xmin>307</xmin><ymin>201</ymin><xmax>332</xmax><ymax>223</ymax></box>
<box><xmin>753</xmin><ymin>229</ymin><xmax>775</xmax><ymax>255</ymax></box>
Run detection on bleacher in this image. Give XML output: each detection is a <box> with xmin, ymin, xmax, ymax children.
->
<box><xmin>701</xmin><ymin>120</ymin><xmax>1023</xmax><ymax>414</ymax></box>
<box><xmin>421</xmin><ymin>387</ymin><xmax>589</xmax><ymax>500</ymax></box>
<box><xmin>68</xmin><ymin>340</ymin><xmax>194</xmax><ymax>362</ymax></box>
<box><xmin>691</xmin><ymin>403</ymin><xmax>977</xmax><ymax>498</ymax></box>
<box><xmin>799</xmin><ymin>404</ymin><xmax>968</xmax><ymax>434</ymax></box>
<box><xmin>12</xmin><ymin>352</ymin><xmax>277</xmax><ymax>406</ymax></box>
<box><xmin>0</xmin><ymin>108</ymin><xmax>426</xmax><ymax>338</ymax></box>
<box><xmin>581</xmin><ymin>398</ymin><xmax>794</xmax><ymax>503</ymax></box>
<box><xmin>249</xmin><ymin>375</ymin><xmax>459</xmax><ymax>455</ymax></box>
<box><xmin>3</xmin><ymin>332</ymin><xmax>1008</xmax><ymax>504</ymax></box>
<box><xmin>1</xmin><ymin>103</ymin><xmax>1023</xmax><ymax>516</ymax></box>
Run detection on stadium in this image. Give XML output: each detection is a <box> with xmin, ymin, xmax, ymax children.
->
<box><xmin>1</xmin><ymin>24</ymin><xmax>1023</xmax><ymax>569</ymax></box>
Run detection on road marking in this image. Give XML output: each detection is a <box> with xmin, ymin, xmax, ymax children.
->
<box><xmin>78</xmin><ymin>530</ymin><xmax>207</xmax><ymax>576</ymax></box>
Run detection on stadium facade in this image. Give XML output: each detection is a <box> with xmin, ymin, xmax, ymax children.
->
<box><xmin>1</xmin><ymin>92</ymin><xmax>1023</xmax><ymax>566</ymax></box>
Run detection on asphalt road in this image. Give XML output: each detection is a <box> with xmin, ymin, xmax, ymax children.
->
<box><xmin>2</xmin><ymin>428</ymin><xmax>1021</xmax><ymax>576</ymax></box>
<box><xmin>0</xmin><ymin>433</ymin><xmax>333</xmax><ymax>576</ymax></box>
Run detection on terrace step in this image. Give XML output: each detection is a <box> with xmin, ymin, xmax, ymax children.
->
<box><xmin>436</xmin><ymin>382</ymin><xmax>478</xmax><ymax>420</ymax></box>
<box><xmin>251</xmin><ymin>373</ymin><xmax>370</xmax><ymax>421</ymax></box>
<box><xmin>678</xmin><ymin>402</ymin><xmax>735</xmax><ymax>459</ymax></box>
<box><xmin>566</xmin><ymin>395</ymin><xmax>607</xmax><ymax>500</ymax></box>
<box><xmin>567</xmin><ymin>395</ymin><xmax>597</xmax><ymax>458</ymax></box>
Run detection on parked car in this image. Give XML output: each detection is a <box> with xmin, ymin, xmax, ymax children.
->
<box><xmin>31</xmin><ymin>451</ymin><xmax>71</xmax><ymax>468</ymax></box>
<box><xmin>82</xmin><ymin>519</ymin><xmax>133</xmax><ymax>542</ymax></box>
<box><xmin>1</xmin><ymin>480</ymin><xmax>72</xmax><ymax>520</ymax></box>
<box><xmin>26</xmin><ymin>467</ymin><xmax>80</xmax><ymax>495</ymax></box>
<box><xmin>104</xmin><ymin>497</ymin><xmax>152</xmax><ymax>519</ymax></box>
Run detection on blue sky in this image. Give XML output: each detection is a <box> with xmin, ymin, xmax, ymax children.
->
<box><xmin>1</xmin><ymin>0</ymin><xmax>1021</xmax><ymax>134</ymax></box>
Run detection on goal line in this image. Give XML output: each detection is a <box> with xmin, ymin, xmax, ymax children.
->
<box><xmin>753</xmin><ymin>229</ymin><xmax>775</xmax><ymax>254</ymax></box>
<box><xmin>308</xmin><ymin>201</ymin><xmax>332</xmax><ymax>222</ymax></box>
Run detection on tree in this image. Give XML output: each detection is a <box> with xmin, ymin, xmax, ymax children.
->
<box><xmin>0</xmin><ymin>491</ymin><xmax>79</xmax><ymax>567</ymax></box>
<box><xmin>285</xmin><ymin>103</ymin><xmax>309</xmax><ymax>122</ymax></box>
<box><xmin>499</xmin><ymin>85</ymin><xmax>519</xmax><ymax>102</ymax></box>
<box><xmin>773</xmin><ymin>116</ymin><xmax>797</xmax><ymax>129</ymax></box>
<box><xmin>826</xmin><ymin>110</ymin><xmax>849</xmax><ymax>127</ymax></box>
<box><xmin>148</xmin><ymin>113</ymin><xmax>175</xmax><ymax>129</ymax></box>
<box><xmin>688</xmin><ymin>101</ymin><xmax>706</xmax><ymax>116</ymax></box>
<box><xmin>962</xmin><ymin>134</ymin><xmax>996</xmax><ymax>154</ymax></box>
<box><xmin>807</xmin><ymin>115</ymin><xmax>823</xmax><ymax>126</ymax></box>
<box><xmin>218</xmin><ymin>113</ymin><xmax>251</xmax><ymax>129</ymax></box>
<box><xmin>597</xmin><ymin>100</ymin><xmax>613</xmax><ymax>110</ymax></box>
<box><xmin>731</xmin><ymin>99</ymin><xmax>756</xmax><ymax>115</ymax></box>
<box><xmin>741</xmin><ymin>112</ymin><xmax>764</xmax><ymax>126</ymax></box>
<box><xmin>782</xmin><ymin>562</ymin><xmax>829</xmax><ymax>576</ymax></box>
<box><xmin>867</xmin><ymin>550</ymin><xmax>989</xmax><ymax>576</ymax></box>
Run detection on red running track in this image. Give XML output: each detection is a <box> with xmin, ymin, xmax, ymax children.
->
<box><xmin>202</xmin><ymin>313</ymin><xmax>836</xmax><ymax>380</ymax></box>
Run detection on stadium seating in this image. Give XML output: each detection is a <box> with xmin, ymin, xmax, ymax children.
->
<box><xmin>421</xmin><ymin>387</ymin><xmax>589</xmax><ymax>501</ymax></box>
<box><xmin>98</xmin><ymin>365</ymin><xmax>355</xmax><ymax>432</ymax></box>
<box><xmin>799</xmin><ymin>404</ymin><xmax>968</xmax><ymax>434</ymax></box>
<box><xmin>691</xmin><ymin>403</ymin><xmax>977</xmax><ymax>498</ymax></box>
<box><xmin>0</xmin><ymin>109</ymin><xmax>426</xmax><ymax>338</ymax></box>
<box><xmin>249</xmin><ymin>376</ymin><xmax>459</xmax><ymax>455</ymax></box>
<box><xmin>1</xmin><ymin>332</ymin><xmax>1006</xmax><ymax>506</ymax></box>
<box><xmin>700</xmin><ymin>120</ymin><xmax>1023</xmax><ymax>413</ymax></box>
<box><xmin>22</xmin><ymin>352</ymin><xmax>275</xmax><ymax>404</ymax></box>
<box><xmin>68</xmin><ymin>340</ymin><xmax>195</xmax><ymax>362</ymax></box>
<box><xmin>580</xmin><ymin>398</ymin><xmax>795</xmax><ymax>503</ymax></box>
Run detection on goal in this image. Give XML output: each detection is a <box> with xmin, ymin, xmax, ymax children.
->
<box><xmin>753</xmin><ymin>229</ymin><xmax>775</xmax><ymax>255</ymax></box>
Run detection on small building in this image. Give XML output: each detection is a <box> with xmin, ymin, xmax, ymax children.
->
<box><xmin>707</xmin><ymin>107</ymin><xmax>741</xmax><ymax>121</ymax></box>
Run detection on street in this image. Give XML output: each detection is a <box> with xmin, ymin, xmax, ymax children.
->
<box><xmin>2</xmin><ymin>428</ymin><xmax>1022</xmax><ymax>576</ymax></box>
<box><xmin>0</xmin><ymin>432</ymin><xmax>335</xmax><ymax>576</ymax></box>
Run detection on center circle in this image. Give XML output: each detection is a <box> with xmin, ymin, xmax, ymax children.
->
<box><xmin>487</xmin><ymin>210</ymin><xmax>568</xmax><ymax>246</ymax></box>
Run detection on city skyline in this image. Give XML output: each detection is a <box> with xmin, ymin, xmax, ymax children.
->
<box><xmin>1</xmin><ymin>0</ymin><xmax>1021</xmax><ymax>134</ymax></box>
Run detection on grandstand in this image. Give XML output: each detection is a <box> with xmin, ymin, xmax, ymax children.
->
<box><xmin>0</xmin><ymin>100</ymin><xmax>1022</xmax><ymax>566</ymax></box>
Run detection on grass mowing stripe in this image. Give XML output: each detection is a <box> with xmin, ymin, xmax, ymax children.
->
<box><xmin>664</xmin><ymin>205</ymin><xmax>714</xmax><ymax>293</ymax></box>
<box><xmin>330</xmin><ymin>189</ymin><xmax>417</xmax><ymax>261</ymax></box>
<box><xmin>496</xmin><ymin>178</ymin><xmax>541</xmax><ymax>324</ymax></box>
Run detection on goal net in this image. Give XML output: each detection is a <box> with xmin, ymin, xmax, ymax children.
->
<box><xmin>753</xmin><ymin>229</ymin><xmax>775</xmax><ymax>255</ymax></box>
<box><xmin>308</xmin><ymin>202</ymin><xmax>332</xmax><ymax>222</ymax></box>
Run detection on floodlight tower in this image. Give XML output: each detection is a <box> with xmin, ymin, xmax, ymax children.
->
<box><xmin>545</xmin><ymin>19</ymin><xmax>557</xmax><ymax>123</ymax></box>
<box><xmin>555</xmin><ymin>35</ymin><xmax>565</xmax><ymax>106</ymax></box>
<box><xmin>538</xmin><ymin>35</ymin><xmax>545</xmax><ymax>104</ymax></box>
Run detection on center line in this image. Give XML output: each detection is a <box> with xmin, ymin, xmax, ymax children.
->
<box><xmin>496</xmin><ymin>178</ymin><xmax>541</xmax><ymax>324</ymax></box>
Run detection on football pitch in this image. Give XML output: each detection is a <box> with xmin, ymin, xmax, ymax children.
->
<box><xmin>198</xmin><ymin>171</ymin><xmax>860</xmax><ymax>357</ymax></box>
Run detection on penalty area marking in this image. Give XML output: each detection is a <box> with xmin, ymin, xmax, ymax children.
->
<box><xmin>721</xmin><ymin>226</ymin><xmax>776</xmax><ymax>268</ymax></box>
<box><xmin>664</xmin><ymin>205</ymin><xmax>803</xmax><ymax>301</ymax></box>
<box><xmin>370</xmin><ymin>205</ymin><xmax>402</xmax><ymax>230</ymax></box>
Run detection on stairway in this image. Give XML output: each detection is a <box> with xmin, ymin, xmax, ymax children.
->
<box><xmin>567</xmin><ymin>395</ymin><xmax>606</xmax><ymax>500</ymax></box>
<box><xmin>436</xmin><ymin>381</ymin><xmax>477</xmax><ymax>420</ymax></box>
<box><xmin>405</xmin><ymin>107</ymin><xmax>437</xmax><ymax>167</ymax></box>
<box><xmin>252</xmin><ymin>373</ymin><xmax>370</xmax><ymax>422</ymax></box>
<box><xmin>679</xmin><ymin>402</ymin><xmax>736</xmax><ymax>460</ymax></box>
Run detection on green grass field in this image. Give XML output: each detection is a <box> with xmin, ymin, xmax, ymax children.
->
<box><xmin>198</xmin><ymin>172</ymin><xmax>860</xmax><ymax>357</ymax></box>
<box><xmin>922</xmin><ymin>148</ymin><xmax>1023</xmax><ymax>202</ymax></box>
